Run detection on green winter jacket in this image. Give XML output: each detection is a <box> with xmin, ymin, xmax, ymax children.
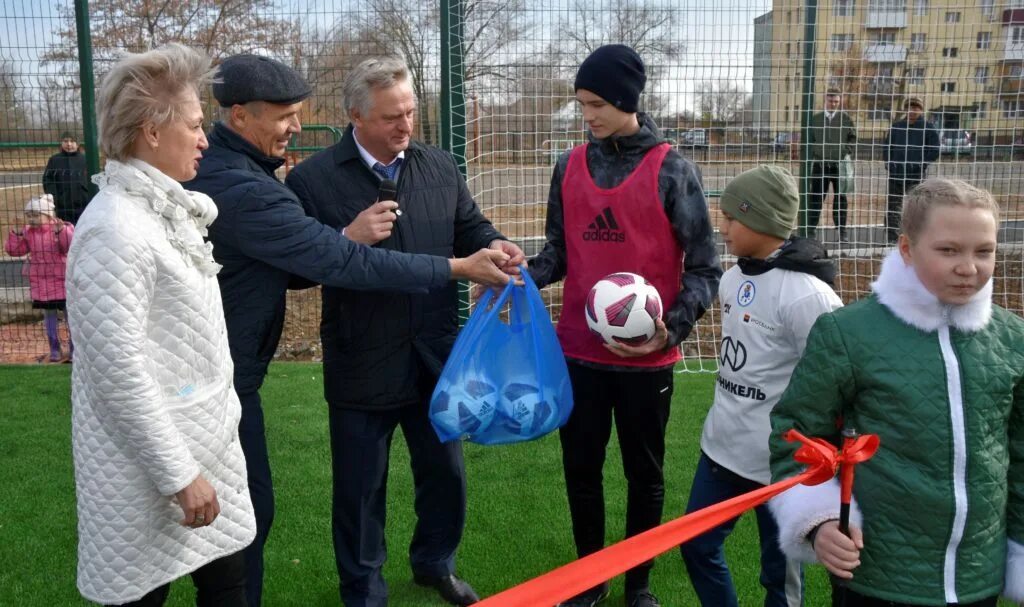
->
<box><xmin>807</xmin><ymin>110</ymin><xmax>857</xmax><ymax>162</ymax></box>
<box><xmin>769</xmin><ymin>252</ymin><xmax>1024</xmax><ymax>605</ymax></box>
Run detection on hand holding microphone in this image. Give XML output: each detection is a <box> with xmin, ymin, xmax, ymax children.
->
<box><xmin>344</xmin><ymin>179</ymin><xmax>400</xmax><ymax>245</ymax></box>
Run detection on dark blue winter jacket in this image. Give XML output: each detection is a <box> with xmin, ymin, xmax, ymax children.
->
<box><xmin>884</xmin><ymin>116</ymin><xmax>940</xmax><ymax>177</ymax></box>
<box><xmin>186</xmin><ymin>122</ymin><xmax>449</xmax><ymax>396</ymax></box>
<box><xmin>286</xmin><ymin>125</ymin><xmax>504</xmax><ymax>410</ymax></box>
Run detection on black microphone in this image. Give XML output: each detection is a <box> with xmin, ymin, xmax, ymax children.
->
<box><xmin>377</xmin><ymin>178</ymin><xmax>400</xmax><ymax>216</ymax></box>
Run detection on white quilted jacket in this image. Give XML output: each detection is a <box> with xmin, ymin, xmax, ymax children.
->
<box><xmin>66</xmin><ymin>159</ymin><xmax>256</xmax><ymax>604</ymax></box>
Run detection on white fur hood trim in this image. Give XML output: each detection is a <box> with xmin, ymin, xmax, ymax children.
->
<box><xmin>871</xmin><ymin>250</ymin><xmax>992</xmax><ymax>333</ymax></box>
<box><xmin>1004</xmin><ymin>539</ymin><xmax>1024</xmax><ymax>602</ymax></box>
<box><xmin>768</xmin><ymin>478</ymin><xmax>862</xmax><ymax>563</ymax></box>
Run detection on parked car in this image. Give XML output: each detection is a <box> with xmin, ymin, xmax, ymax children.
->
<box><xmin>772</xmin><ymin>132</ymin><xmax>801</xmax><ymax>159</ymax></box>
<box><xmin>680</xmin><ymin>128</ymin><xmax>708</xmax><ymax>149</ymax></box>
<box><xmin>939</xmin><ymin>129</ymin><xmax>974</xmax><ymax>156</ymax></box>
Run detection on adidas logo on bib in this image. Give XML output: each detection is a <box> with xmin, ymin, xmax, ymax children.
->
<box><xmin>583</xmin><ymin>207</ymin><xmax>626</xmax><ymax>242</ymax></box>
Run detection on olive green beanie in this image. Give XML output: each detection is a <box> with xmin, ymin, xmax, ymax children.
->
<box><xmin>719</xmin><ymin>165</ymin><xmax>799</xmax><ymax>240</ymax></box>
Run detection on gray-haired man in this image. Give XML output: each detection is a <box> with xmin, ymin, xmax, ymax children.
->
<box><xmin>286</xmin><ymin>56</ymin><xmax>523</xmax><ymax>607</ymax></box>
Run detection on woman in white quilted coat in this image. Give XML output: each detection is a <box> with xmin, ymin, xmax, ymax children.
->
<box><xmin>66</xmin><ymin>44</ymin><xmax>255</xmax><ymax>606</ymax></box>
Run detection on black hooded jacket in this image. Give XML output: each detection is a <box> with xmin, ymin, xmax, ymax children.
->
<box><xmin>529</xmin><ymin>113</ymin><xmax>722</xmax><ymax>363</ymax></box>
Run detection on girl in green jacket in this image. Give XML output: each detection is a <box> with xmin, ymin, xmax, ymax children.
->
<box><xmin>768</xmin><ymin>178</ymin><xmax>1024</xmax><ymax>607</ymax></box>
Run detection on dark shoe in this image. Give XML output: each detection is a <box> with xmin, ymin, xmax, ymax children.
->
<box><xmin>838</xmin><ymin>230</ymin><xmax>850</xmax><ymax>244</ymax></box>
<box><xmin>413</xmin><ymin>573</ymin><xmax>480</xmax><ymax>606</ymax></box>
<box><xmin>555</xmin><ymin>584</ymin><xmax>610</xmax><ymax>607</ymax></box>
<box><xmin>626</xmin><ymin>590</ymin><xmax>661</xmax><ymax>607</ymax></box>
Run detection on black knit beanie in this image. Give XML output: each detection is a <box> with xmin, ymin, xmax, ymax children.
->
<box><xmin>574</xmin><ymin>44</ymin><xmax>646</xmax><ymax>113</ymax></box>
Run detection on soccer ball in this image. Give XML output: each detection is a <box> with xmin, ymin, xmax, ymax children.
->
<box><xmin>585</xmin><ymin>272</ymin><xmax>663</xmax><ymax>346</ymax></box>
<box><xmin>431</xmin><ymin>378</ymin><xmax>498</xmax><ymax>438</ymax></box>
<box><xmin>498</xmin><ymin>379</ymin><xmax>556</xmax><ymax>438</ymax></box>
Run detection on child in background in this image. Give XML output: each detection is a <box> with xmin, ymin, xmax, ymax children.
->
<box><xmin>768</xmin><ymin>178</ymin><xmax>1024</xmax><ymax>607</ymax></box>
<box><xmin>5</xmin><ymin>194</ymin><xmax>74</xmax><ymax>362</ymax></box>
<box><xmin>680</xmin><ymin>166</ymin><xmax>842</xmax><ymax>607</ymax></box>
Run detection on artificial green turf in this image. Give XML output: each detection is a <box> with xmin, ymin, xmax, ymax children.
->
<box><xmin>0</xmin><ymin>363</ymin><xmax>1004</xmax><ymax>606</ymax></box>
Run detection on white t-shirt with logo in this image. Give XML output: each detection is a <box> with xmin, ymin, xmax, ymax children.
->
<box><xmin>700</xmin><ymin>265</ymin><xmax>843</xmax><ymax>484</ymax></box>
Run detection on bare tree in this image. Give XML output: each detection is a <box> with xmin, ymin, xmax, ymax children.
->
<box><xmin>555</xmin><ymin>0</ymin><xmax>683</xmax><ymax>114</ymax></box>
<box><xmin>695</xmin><ymin>80</ymin><xmax>747</xmax><ymax>123</ymax></box>
<box><xmin>0</xmin><ymin>62</ymin><xmax>29</xmax><ymax>141</ymax></box>
<box><xmin>33</xmin><ymin>75</ymin><xmax>83</xmax><ymax>137</ymax></box>
<box><xmin>41</xmin><ymin>0</ymin><xmax>299</xmax><ymax>73</ymax></box>
<box><xmin>557</xmin><ymin>0</ymin><xmax>683</xmax><ymax>60</ymax></box>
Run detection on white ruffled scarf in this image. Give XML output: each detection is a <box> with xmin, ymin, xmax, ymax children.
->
<box><xmin>93</xmin><ymin>159</ymin><xmax>221</xmax><ymax>276</ymax></box>
<box><xmin>871</xmin><ymin>249</ymin><xmax>992</xmax><ymax>333</ymax></box>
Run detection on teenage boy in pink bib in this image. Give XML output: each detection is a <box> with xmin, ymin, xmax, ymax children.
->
<box><xmin>529</xmin><ymin>44</ymin><xmax>722</xmax><ymax>607</ymax></box>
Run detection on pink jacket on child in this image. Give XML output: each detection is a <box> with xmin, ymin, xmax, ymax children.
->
<box><xmin>5</xmin><ymin>222</ymin><xmax>74</xmax><ymax>302</ymax></box>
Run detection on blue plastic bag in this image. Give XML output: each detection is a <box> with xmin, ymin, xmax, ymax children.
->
<box><xmin>430</xmin><ymin>269</ymin><xmax>573</xmax><ymax>445</ymax></box>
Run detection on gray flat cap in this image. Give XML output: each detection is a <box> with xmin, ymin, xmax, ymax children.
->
<box><xmin>213</xmin><ymin>54</ymin><xmax>312</xmax><ymax>107</ymax></box>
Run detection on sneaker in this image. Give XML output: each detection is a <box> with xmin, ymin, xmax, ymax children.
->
<box><xmin>556</xmin><ymin>584</ymin><xmax>610</xmax><ymax>607</ymax></box>
<box><xmin>626</xmin><ymin>590</ymin><xmax>661</xmax><ymax>607</ymax></box>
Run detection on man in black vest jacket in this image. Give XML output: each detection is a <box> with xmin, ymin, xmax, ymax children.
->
<box><xmin>42</xmin><ymin>132</ymin><xmax>92</xmax><ymax>223</ymax></box>
<box><xmin>882</xmin><ymin>96</ymin><xmax>939</xmax><ymax>243</ymax></box>
<box><xmin>286</xmin><ymin>56</ymin><xmax>524</xmax><ymax>607</ymax></box>
<box><xmin>185</xmin><ymin>54</ymin><xmax>513</xmax><ymax>607</ymax></box>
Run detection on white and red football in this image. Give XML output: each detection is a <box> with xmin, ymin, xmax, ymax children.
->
<box><xmin>585</xmin><ymin>272</ymin><xmax>663</xmax><ymax>346</ymax></box>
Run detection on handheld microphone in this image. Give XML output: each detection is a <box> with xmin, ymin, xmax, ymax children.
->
<box><xmin>377</xmin><ymin>178</ymin><xmax>400</xmax><ymax>216</ymax></box>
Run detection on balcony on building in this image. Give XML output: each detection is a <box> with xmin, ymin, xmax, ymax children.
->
<box><xmin>865</xmin><ymin>10</ymin><xmax>907</xmax><ymax>28</ymax></box>
<box><xmin>997</xmin><ymin>65</ymin><xmax>1024</xmax><ymax>94</ymax></box>
<box><xmin>864</xmin><ymin>44</ymin><xmax>908</xmax><ymax>62</ymax></box>
<box><xmin>864</xmin><ymin>76</ymin><xmax>903</xmax><ymax>96</ymax></box>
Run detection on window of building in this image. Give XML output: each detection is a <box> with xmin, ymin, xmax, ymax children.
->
<box><xmin>944</xmin><ymin>11</ymin><xmax>960</xmax><ymax>23</ymax></box>
<box><xmin>977</xmin><ymin>32</ymin><xmax>991</xmax><ymax>50</ymax></box>
<box><xmin>981</xmin><ymin>0</ymin><xmax>995</xmax><ymax>17</ymax></box>
<box><xmin>834</xmin><ymin>0</ymin><xmax>855</xmax><ymax>17</ymax></box>
<box><xmin>869</xmin><ymin>0</ymin><xmax>906</xmax><ymax>10</ymax></box>
<box><xmin>831</xmin><ymin>34</ymin><xmax>855</xmax><ymax>52</ymax></box>
<box><xmin>907</xmin><ymin>67</ymin><xmax>925</xmax><ymax>85</ymax></box>
<box><xmin>785</xmin><ymin>106</ymin><xmax>790</xmax><ymax>122</ymax></box>
<box><xmin>914</xmin><ymin>0</ymin><xmax>927</xmax><ymax>16</ymax></box>
<box><xmin>974</xmin><ymin>102</ymin><xmax>988</xmax><ymax>119</ymax></box>
<box><xmin>910</xmin><ymin>33</ymin><xmax>926</xmax><ymax>51</ymax></box>
<box><xmin>940</xmin><ymin>82</ymin><xmax>956</xmax><ymax>93</ymax></box>
<box><xmin>874</xmin><ymin>32</ymin><xmax>897</xmax><ymax>44</ymax></box>
<box><xmin>1004</xmin><ymin>99</ymin><xmax>1022</xmax><ymax>118</ymax></box>
<box><xmin>1011</xmin><ymin>64</ymin><xmax>1024</xmax><ymax>78</ymax></box>
<box><xmin>1013</xmin><ymin>26</ymin><xmax>1024</xmax><ymax>45</ymax></box>
<box><xmin>942</xmin><ymin>47</ymin><xmax>959</xmax><ymax>58</ymax></box>
<box><xmin>975</xmin><ymin>66</ymin><xmax>990</xmax><ymax>84</ymax></box>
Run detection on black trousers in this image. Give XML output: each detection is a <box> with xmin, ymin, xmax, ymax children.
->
<box><xmin>885</xmin><ymin>172</ymin><xmax>923</xmax><ymax>243</ymax></box>
<box><xmin>560</xmin><ymin>361</ymin><xmax>674</xmax><ymax>594</ymax></box>
<box><xmin>834</xmin><ymin>586</ymin><xmax>996</xmax><ymax>607</ymax></box>
<box><xmin>802</xmin><ymin>161</ymin><xmax>847</xmax><ymax>236</ymax></box>
<box><xmin>115</xmin><ymin>550</ymin><xmax>247</xmax><ymax>606</ymax></box>
<box><xmin>236</xmin><ymin>389</ymin><xmax>274</xmax><ymax>607</ymax></box>
<box><xmin>327</xmin><ymin>370</ymin><xmax>466</xmax><ymax>607</ymax></box>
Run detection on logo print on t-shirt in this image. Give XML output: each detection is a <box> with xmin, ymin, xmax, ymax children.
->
<box><xmin>582</xmin><ymin>207</ymin><xmax>626</xmax><ymax>243</ymax></box>
<box><xmin>719</xmin><ymin>336</ymin><xmax>747</xmax><ymax>372</ymax></box>
<box><xmin>737</xmin><ymin>280</ymin><xmax>756</xmax><ymax>307</ymax></box>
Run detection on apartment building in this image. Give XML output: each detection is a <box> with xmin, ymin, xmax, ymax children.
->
<box><xmin>763</xmin><ymin>0</ymin><xmax>1024</xmax><ymax>142</ymax></box>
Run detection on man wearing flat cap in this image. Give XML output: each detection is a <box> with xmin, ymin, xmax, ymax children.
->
<box><xmin>882</xmin><ymin>96</ymin><xmax>938</xmax><ymax>244</ymax></box>
<box><xmin>185</xmin><ymin>53</ymin><xmax>515</xmax><ymax>606</ymax></box>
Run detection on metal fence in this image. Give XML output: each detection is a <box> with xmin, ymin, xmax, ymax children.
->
<box><xmin>1</xmin><ymin>0</ymin><xmax>1022</xmax><ymax>367</ymax></box>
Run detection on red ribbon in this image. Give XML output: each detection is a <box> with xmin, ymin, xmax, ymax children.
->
<box><xmin>475</xmin><ymin>429</ymin><xmax>878</xmax><ymax>607</ymax></box>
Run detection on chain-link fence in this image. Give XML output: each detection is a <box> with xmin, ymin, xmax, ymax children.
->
<box><xmin>1</xmin><ymin>0</ymin><xmax>1022</xmax><ymax>367</ymax></box>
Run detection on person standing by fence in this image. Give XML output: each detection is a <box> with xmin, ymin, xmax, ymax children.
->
<box><xmin>802</xmin><ymin>89</ymin><xmax>856</xmax><ymax>243</ymax></box>
<box><xmin>42</xmin><ymin>132</ymin><xmax>92</xmax><ymax>224</ymax></box>
<box><xmin>883</xmin><ymin>97</ymin><xmax>939</xmax><ymax>244</ymax></box>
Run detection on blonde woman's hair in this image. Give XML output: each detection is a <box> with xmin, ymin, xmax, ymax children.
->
<box><xmin>342</xmin><ymin>56</ymin><xmax>413</xmax><ymax>118</ymax></box>
<box><xmin>97</xmin><ymin>43</ymin><xmax>214</xmax><ymax>161</ymax></box>
<box><xmin>901</xmin><ymin>178</ymin><xmax>1000</xmax><ymax>241</ymax></box>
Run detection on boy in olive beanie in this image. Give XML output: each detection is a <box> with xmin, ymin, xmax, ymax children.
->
<box><xmin>679</xmin><ymin>165</ymin><xmax>842</xmax><ymax>607</ymax></box>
